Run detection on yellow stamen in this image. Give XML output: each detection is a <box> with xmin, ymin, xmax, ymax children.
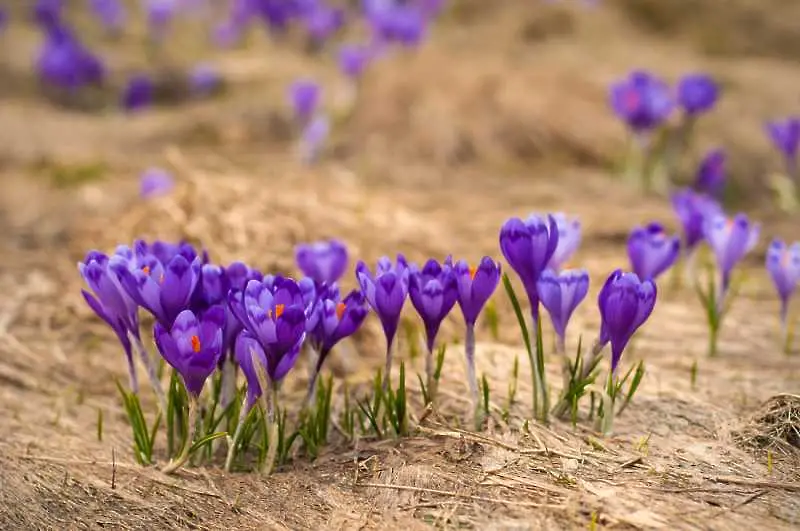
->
<box><xmin>190</xmin><ymin>335</ymin><xmax>201</xmax><ymax>353</ymax></box>
<box><xmin>469</xmin><ymin>266</ymin><xmax>477</xmax><ymax>280</ymax></box>
<box><xmin>336</xmin><ymin>302</ymin><xmax>346</xmax><ymax>320</ymax></box>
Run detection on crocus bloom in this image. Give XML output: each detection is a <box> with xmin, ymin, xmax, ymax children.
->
<box><xmin>609</xmin><ymin>70</ymin><xmax>674</xmax><ymax>132</ymax></box>
<box><xmin>499</xmin><ymin>215</ymin><xmax>559</xmax><ymax>322</ymax></box>
<box><xmin>37</xmin><ymin>27</ymin><xmax>105</xmax><ymax>90</ymax></box>
<box><xmin>536</xmin><ymin>268</ymin><xmax>590</xmax><ymax>347</ymax></box>
<box><xmin>671</xmin><ymin>188</ymin><xmax>723</xmax><ymax>252</ymax></box>
<box><xmin>288</xmin><ymin>79</ymin><xmax>320</xmax><ymax>125</ymax></box>
<box><xmin>89</xmin><ymin>0</ymin><xmax>126</xmax><ymax>34</ymax></box>
<box><xmin>547</xmin><ymin>213</ymin><xmax>581</xmax><ymax>271</ymax></box>
<box><xmin>299</xmin><ymin>114</ymin><xmax>330</xmax><ymax>164</ymax></box>
<box><xmin>79</xmin><ymin>250</ymin><xmax>141</xmax><ymax>390</ymax></box>
<box><xmin>303</xmin><ymin>4</ymin><xmax>345</xmax><ymax>45</ymax></box>
<box><xmin>409</xmin><ymin>259</ymin><xmax>458</xmax><ymax>352</ymax></box>
<box><xmin>338</xmin><ymin>43</ymin><xmax>372</xmax><ymax>80</ymax></box>
<box><xmin>452</xmin><ymin>256</ymin><xmax>501</xmax><ymax>326</ymax></box>
<box><xmin>295</xmin><ymin>238</ymin><xmax>348</xmax><ymax>287</ymax></box>
<box><xmin>145</xmin><ymin>0</ymin><xmax>176</xmax><ymax>41</ymax></box>
<box><xmin>356</xmin><ymin>255</ymin><xmax>409</xmax><ymax>347</ymax></box>
<box><xmin>122</xmin><ymin>74</ymin><xmax>153</xmax><ymax>112</ymax></box>
<box><xmin>677</xmin><ymin>73</ymin><xmax>719</xmax><ymax>116</ymax></box>
<box><xmin>694</xmin><ymin>148</ymin><xmax>725</xmax><ymax>198</ymax></box>
<box><xmin>234</xmin><ymin>331</ymin><xmax>269</xmax><ymax>410</ymax></box>
<box><xmin>765</xmin><ymin>117</ymin><xmax>800</xmax><ymax>178</ymax></box>
<box><xmin>140</xmin><ymin>167</ymin><xmax>174</xmax><ymax>199</ymax></box>
<box><xmin>704</xmin><ymin>213</ymin><xmax>760</xmax><ymax>292</ymax></box>
<box><xmin>766</xmin><ymin>239</ymin><xmax>800</xmax><ymax>329</ymax></box>
<box><xmin>227</xmin><ymin>277</ymin><xmax>307</xmax><ymax>380</ymax></box>
<box><xmin>367</xmin><ymin>3</ymin><xmax>427</xmax><ymax>47</ymax></box>
<box><xmin>188</xmin><ymin>63</ymin><xmax>222</xmax><ymax>97</ymax></box>
<box><xmin>113</xmin><ymin>251</ymin><xmax>202</xmax><ymax>328</ymax></box>
<box><xmin>627</xmin><ymin>223</ymin><xmax>681</xmax><ymax>281</ymax></box>
<box><xmin>154</xmin><ymin>307</ymin><xmax>224</xmax><ymax>396</ymax></box>
<box><xmin>598</xmin><ymin>270</ymin><xmax>657</xmax><ymax>373</ymax></box>
<box><xmin>33</xmin><ymin>0</ymin><xmax>62</xmax><ymax>30</ymax></box>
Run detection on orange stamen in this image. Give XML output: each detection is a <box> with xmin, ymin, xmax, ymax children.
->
<box><xmin>142</xmin><ymin>265</ymin><xmax>151</xmax><ymax>275</ymax></box>
<box><xmin>336</xmin><ymin>302</ymin><xmax>346</xmax><ymax>320</ymax></box>
<box><xmin>190</xmin><ymin>335</ymin><xmax>201</xmax><ymax>353</ymax></box>
<box><xmin>469</xmin><ymin>266</ymin><xmax>477</xmax><ymax>280</ymax></box>
<box><xmin>274</xmin><ymin>304</ymin><xmax>285</xmax><ymax>319</ymax></box>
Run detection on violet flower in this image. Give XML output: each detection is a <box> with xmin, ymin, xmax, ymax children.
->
<box><xmin>694</xmin><ymin>147</ymin><xmax>726</xmax><ymax>198</ymax></box>
<box><xmin>33</xmin><ymin>0</ymin><xmax>62</xmax><ymax>30</ymax></box>
<box><xmin>89</xmin><ymin>0</ymin><xmax>126</xmax><ymax>35</ymax></box>
<box><xmin>499</xmin><ymin>214</ymin><xmax>559</xmax><ymax>325</ymax></box>
<box><xmin>627</xmin><ymin>222</ymin><xmax>681</xmax><ymax>281</ymax></box>
<box><xmin>704</xmin><ymin>212</ymin><xmax>760</xmax><ymax>296</ymax></box>
<box><xmin>677</xmin><ymin>73</ymin><xmax>719</xmax><ymax>117</ymax></box>
<box><xmin>409</xmin><ymin>259</ymin><xmax>458</xmax><ymax>403</ymax></box>
<box><xmin>765</xmin><ymin>117</ymin><xmax>800</xmax><ymax>182</ymax></box>
<box><xmin>295</xmin><ymin>238</ymin><xmax>348</xmax><ymax>287</ymax></box>
<box><xmin>288</xmin><ymin>78</ymin><xmax>321</xmax><ymax>126</ymax></box>
<box><xmin>451</xmin><ymin>256</ymin><xmax>500</xmax><ymax>421</ymax></box>
<box><xmin>609</xmin><ymin>70</ymin><xmax>673</xmax><ymax>133</ymax></box>
<box><xmin>766</xmin><ymin>239</ymin><xmax>800</xmax><ymax>351</ymax></box>
<box><xmin>303</xmin><ymin>4</ymin><xmax>345</xmax><ymax>46</ymax></box>
<box><xmin>122</xmin><ymin>74</ymin><xmax>154</xmax><ymax>112</ymax></box>
<box><xmin>356</xmin><ymin>254</ymin><xmax>410</xmax><ymax>388</ymax></box>
<box><xmin>537</xmin><ymin>268</ymin><xmax>590</xmax><ymax>352</ymax></box>
<box><xmin>338</xmin><ymin>43</ymin><xmax>372</xmax><ymax>80</ymax></box>
<box><xmin>671</xmin><ymin>188</ymin><xmax>723</xmax><ymax>281</ymax></box>
<box><xmin>298</xmin><ymin>114</ymin><xmax>330</xmax><ymax>164</ymax></box>
<box><xmin>37</xmin><ymin>27</ymin><xmax>106</xmax><ymax>91</ymax></box>
<box><xmin>145</xmin><ymin>0</ymin><xmax>176</xmax><ymax>42</ymax></box>
<box><xmin>546</xmin><ymin>213</ymin><xmax>581</xmax><ymax>271</ymax></box>
<box><xmin>140</xmin><ymin>167</ymin><xmax>174</xmax><ymax>199</ymax></box>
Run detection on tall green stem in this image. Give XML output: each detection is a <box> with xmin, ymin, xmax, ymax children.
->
<box><xmin>162</xmin><ymin>396</ymin><xmax>197</xmax><ymax>474</ymax></box>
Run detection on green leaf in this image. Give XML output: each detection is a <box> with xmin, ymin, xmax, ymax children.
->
<box><xmin>188</xmin><ymin>431</ymin><xmax>228</xmax><ymax>455</ymax></box>
<box><xmin>502</xmin><ymin>274</ymin><xmax>533</xmax><ymax>359</ymax></box>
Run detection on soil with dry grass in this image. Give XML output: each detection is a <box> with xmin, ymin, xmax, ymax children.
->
<box><xmin>1</xmin><ymin>2</ymin><xmax>799</xmax><ymax>529</ymax></box>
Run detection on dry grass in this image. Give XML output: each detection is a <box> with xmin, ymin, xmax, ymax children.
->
<box><xmin>1</xmin><ymin>1</ymin><xmax>800</xmax><ymax>529</ymax></box>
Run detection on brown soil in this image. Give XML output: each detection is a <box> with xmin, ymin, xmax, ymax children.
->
<box><xmin>1</xmin><ymin>1</ymin><xmax>799</xmax><ymax>529</ymax></box>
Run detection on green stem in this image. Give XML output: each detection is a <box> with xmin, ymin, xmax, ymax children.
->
<box><xmin>162</xmin><ymin>396</ymin><xmax>197</xmax><ymax>474</ymax></box>
<box><xmin>261</xmin><ymin>385</ymin><xmax>280</xmax><ymax>476</ymax></box>
<box><xmin>132</xmin><ymin>334</ymin><xmax>168</xmax><ymax>415</ymax></box>
<box><xmin>224</xmin><ymin>395</ymin><xmax>250</xmax><ymax>472</ymax></box>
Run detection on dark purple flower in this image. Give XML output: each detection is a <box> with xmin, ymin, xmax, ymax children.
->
<box><xmin>694</xmin><ymin>147</ymin><xmax>725</xmax><ymax>198</ymax></box>
<box><xmin>122</xmin><ymin>74</ymin><xmax>153</xmax><ymax>112</ymax></box>
<box><xmin>309</xmin><ymin>288</ymin><xmax>369</xmax><ymax>357</ymax></box>
<box><xmin>355</xmin><ymin>254</ymin><xmax>409</xmax><ymax>347</ymax></box>
<box><xmin>188</xmin><ymin>63</ymin><xmax>222</xmax><ymax>97</ymax></box>
<box><xmin>409</xmin><ymin>259</ymin><xmax>458</xmax><ymax>351</ymax></box>
<box><xmin>765</xmin><ymin>117</ymin><xmax>800</xmax><ymax>177</ymax></box>
<box><xmin>227</xmin><ymin>277</ymin><xmax>307</xmax><ymax>380</ymax></box>
<box><xmin>537</xmin><ymin>268</ymin><xmax>589</xmax><ymax>343</ymax></box>
<box><xmin>704</xmin><ymin>213</ymin><xmax>760</xmax><ymax>291</ymax></box>
<box><xmin>609</xmin><ymin>70</ymin><xmax>673</xmax><ymax>132</ymax></box>
<box><xmin>598</xmin><ymin>270</ymin><xmax>657</xmax><ymax>373</ymax></box>
<box><xmin>627</xmin><ymin>223</ymin><xmax>681</xmax><ymax>281</ymax></box>
<box><xmin>154</xmin><ymin>307</ymin><xmax>224</xmax><ymax>396</ymax></box>
<box><xmin>338</xmin><ymin>43</ymin><xmax>372</xmax><ymax>79</ymax></box>
<box><xmin>766</xmin><ymin>239</ymin><xmax>800</xmax><ymax>322</ymax></box>
<box><xmin>89</xmin><ymin>0</ymin><xmax>126</xmax><ymax>33</ymax></box>
<box><xmin>37</xmin><ymin>27</ymin><xmax>106</xmax><ymax>90</ymax></box>
<box><xmin>547</xmin><ymin>213</ymin><xmax>581</xmax><ymax>271</ymax></box>
<box><xmin>113</xmin><ymin>251</ymin><xmax>202</xmax><ymax>328</ymax></box>
<box><xmin>670</xmin><ymin>188</ymin><xmax>723</xmax><ymax>251</ymax></box>
<box><xmin>677</xmin><ymin>73</ymin><xmax>719</xmax><ymax>116</ymax></box>
<box><xmin>499</xmin><ymin>214</ymin><xmax>559</xmax><ymax>321</ymax></box>
<box><xmin>140</xmin><ymin>167</ymin><xmax>174</xmax><ymax>199</ymax></box>
<box><xmin>451</xmin><ymin>256</ymin><xmax>501</xmax><ymax>326</ymax></box>
<box><xmin>295</xmin><ymin>238</ymin><xmax>348</xmax><ymax>287</ymax></box>
<box><xmin>288</xmin><ymin>78</ymin><xmax>320</xmax><ymax>125</ymax></box>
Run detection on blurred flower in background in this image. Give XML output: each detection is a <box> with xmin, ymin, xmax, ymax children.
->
<box><xmin>188</xmin><ymin>63</ymin><xmax>223</xmax><ymax>98</ymax></box>
<box><xmin>677</xmin><ymin>73</ymin><xmax>719</xmax><ymax>117</ymax></box>
<box><xmin>609</xmin><ymin>70</ymin><xmax>673</xmax><ymax>134</ymax></box>
<box><xmin>140</xmin><ymin>167</ymin><xmax>175</xmax><ymax>199</ymax></box>
<box><xmin>122</xmin><ymin>74</ymin><xmax>154</xmax><ymax>111</ymax></box>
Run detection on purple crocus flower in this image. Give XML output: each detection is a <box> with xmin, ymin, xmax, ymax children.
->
<box><xmin>368</xmin><ymin>3</ymin><xmax>427</xmax><ymax>47</ymax></box>
<box><xmin>338</xmin><ymin>43</ymin><xmax>372</xmax><ymax>80</ymax></box>
<box><xmin>154</xmin><ymin>307</ymin><xmax>224</xmax><ymax>397</ymax></box>
<box><xmin>499</xmin><ymin>214</ymin><xmax>559</xmax><ymax>323</ymax></box>
<box><xmin>234</xmin><ymin>332</ymin><xmax>268</xmax><ymax>411</ymax></box>
<box><xmin>704</xmin><ymin>213</ymin><xmax>760</xmax><ymax>293</ymax></box>
<box><xmin>409</xmin><ymin>259</ymin><xmax>458</xmax><ymax>352</ymax></box>
<box><xmin>765</xmin><ymin>117</ymin><xmax>800</xmax><ymax>179</ymax></box>
<box><xmin>536</xmin><ymin>268</ymin><xmax>590</xmax><ymax>349</ymax></box>
<box><xmin>135</xmin><ymin>238</ymin><xmax>203</xmax><ymax>266</ymax></box>
<box><xmin>79</xmin><ymin>250</ymin><xmax>141</xmax><ymax>391</ymax></box>
<box><xmin>356</xmin><ymin>254</ymin><xmax>410</xmax><ymax>387</ymax></box>
<box><xmin>452</xmin><ymin>256</ymin><xmax>501</xmax><ymax>326</ymax></box>
<box><xmin>89</xmin><ymin>0</ymin><xmax>126</xmax><ymax>34</ymax></box>
<box><xmin>140</xmin><ymin>167</ymin><xmax>174</xmax><ymax>199</ymax></box>
<box><xmin>295</xmin><ymin>238</ymin><xmax>348</xmax><ymax>287</ymax></box>
<box><xmin>598</xmin><ymin>270</ymin><xmax>657</xmax><ymax>373</ymax></box>
<box><xmin>113</xmin><ymin>251</ymin><xmax>202</xmax><ymax>328</ymax></box>
<box><xmin>145</xmin><ymin>0</ymin><xmax>176</xmax><ymax>42</ymax></box>
<box><xmin>33</xmin><ymin>0</ymin><xmax>62</xmax><ymax>30</ymax></box>
<box><xmin>677</xmin><ymin>73</ymin><xmax>719</xmax><ymax>116</ymax></box>
<box><xmin>227</xmin><ymin>277</ymin><xmax>307</xmax><ymax>382</ymax></box>
<box><xmin>671</xmin><ymin>188</ymin><xmax>723</xmax><ymax>252</ymax></box>
<box><xmin>122</xmin><ymin>74</ymin><xmax>154</xmax><ymax>112</ymax></box>
<box><xmin>609</xmin><ymin>70</ymin><xmax>674</xmax><ymax>132</ymax></box>
<box><xmin>627</xmin><ymin>223</ymin><xmax>681</xmax><ymax>281</ymax></box>
<box><xmin>37</xmin><ymin>27</ymin><xmax>106</xmax><ymax>90</ymax></box>
<box><xmin>288</xmin><ymin>79</ymin><xmax>320</xmax><ymax>126</ymax></box>
<box><xmin>188</xmin><ymin>63</ymin><xmax>222</xmax><ymax>97</ymax></box>
<box><xmin>299</xmin><ymin>114</ymin><xmax>330</xmax><ymax>164</ymax></box>
<box><xmin>303</xmin><ymin>4</ymin><xmax>345</xmax><ymax>45</ymax></box>
<box><xmin>766</xmin><ymin>239</ymin><xmax>800</xmax><ymax>337</ymax></box>
<box><xmin>547</xmin><ymin>213</ymin><xmax>581</xmax><ymax>271</ymax></box>
<box><xmin>694</xmin><ymin>147</ymin><xmax>726</xmax><ymax>198</ymax></box>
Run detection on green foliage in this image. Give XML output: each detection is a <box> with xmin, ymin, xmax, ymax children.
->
<box><xmin>115</xmin><ymin>380</ymin><xmax>161</xmax><ymax>465</ymax></box>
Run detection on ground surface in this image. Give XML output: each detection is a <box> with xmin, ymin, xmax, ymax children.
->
<box><xmin>0</xmin><ymin>1</ymin><xmax>799</xmax><ymax>529</ymax></box>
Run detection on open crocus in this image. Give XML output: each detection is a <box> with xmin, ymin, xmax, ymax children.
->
<box><xmin>451</xmin><ymin>256</ymin><xmax>500</xmax><ymax>419</ymax></box>
<box><xmin>306</xmin><ymin>287</ymin><xmax>369</xmax><ymax>401</ymax></box>
<box><xmin>409</xmin><ymin>259</ymin><xmax>458</xmax><ymax>403</ymax></box>
<box><xmin>704</xmin><ymin>213</ymin><xmax>760</xmax><ymax>296</ymax></box>
<box><xmin>547</xmin><ymin>213</ymin><xmax>582</xmax><ymax>271</ymax></box>
<box><xmin>356</xmin><ymin>254</ymin><xmax>409</xmax><ymax>389</ymax></box>
<box><xmin>499</xmin><ymin>214</ymin><xmax>559</xmax><ymax>325</ymax></box>
<box><xmin>155</xmin><ymin>307</ymin><xmax>224</xmax><ymax>474</ymax></box>
<box><xmin>295</xmin><ymin>239</ymin><xmax>349</xmax><ymax>287</ymax></box>
<box><xmin>765</xmin><ymin>239</ymin><xmax>800</xmax><ymax>351</ymax></box>
<box><xmin>79</xmin><ymin>250</ymin><xmax>141</xmax><ymax>392</ymax></box>
<box><xmin>677</xmin><ymin>73</ymin><xmax>719</xmax><ymax>117</ymax></box>
<box><xmin>694</xmin><ymin>148</ymin><xmax>726</xmax><ymax>199</ymax></box>
<box><xmin>627</xmin><ymin>223</ymin><xmax>681</xmax><ymax>281</ymax></box>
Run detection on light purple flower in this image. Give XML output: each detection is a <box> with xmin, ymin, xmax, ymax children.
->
<box><xmin>704</xmin><ymin>213</ymin><xmax>760</xmax><ymax>291</ymax></box>
<box><xmin>766</xmin><ymin>239</ymin><xmax>800</xmax><ymax>322</ymax></box>
<box><xmin>140</xmin><ymin>167</ymin><xmax>174</xmax><ymax>199</ymax></box>
<box><xmin>546</xmin><ymin>213</ymin><xmax>581</xmax><ymax>271</ymax></box>
<box><xmin>627</xmin><ymin>223</ymin><xmax>681</xmax><ymax>281</ymax></box>
<box><xmin>537</xmin><ymin>268</ymin><xmax>589</xmax><ymax>343</ymax></box>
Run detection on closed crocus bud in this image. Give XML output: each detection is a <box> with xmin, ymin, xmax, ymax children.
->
<box><xmin>627</xmin><ymin>223</ymin><xmax>681</xmax><ymax>281</ymax></box>
<box><xmin>765</xmin><ymin>117</ymin><xmax>800</xmax><ymax>178</ymax></box>
<box><xmin>338</xmin><ymin>43</ymin><xmax>372</xmax><ymax>80</ymax></box>
<box><xmin>537</xmin><ymin>268</ymin><xmax>590</xmax><ymax>347</ymax></box>
<box><xmin>704</xmin><ymin>213</ymin><xmax>760</xmax><ymax>292</ymax></box>
<box><xmin>609</xmin><ymin>70</ymin><xmax>674</xmax><ymax>132</ymax></box>
<box><xmin>122</xmin><ymin>74</ymin><xmax>153</xmax><ymax>112</ymax></box>
<box><xmin>677</xmin><ymin>73</ymin><xmax>719</xmax><ymax>116</ymax></box>
<box><xmin>766</xmin><ymin>239</ymin><xmax>800</xmax><ymax>327</ymax></box>
<box><xmin>452</xmin><ymin>256</ymin><xmax>501</xmax><ymax>326</ymax></box>
<box><xmin>694</xmin><ymin>148</ymin><xmax>726</xmax><ymax>198</ymax></box>
<box><xmin>546</xmin><ymin>213</ymin><xmax>581</xmax><ymax>272</ymax></box>
<box><xmin>409</xmin><ymin>258</ymin><xmax>458</xmax><ymax>352</ymax></box>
